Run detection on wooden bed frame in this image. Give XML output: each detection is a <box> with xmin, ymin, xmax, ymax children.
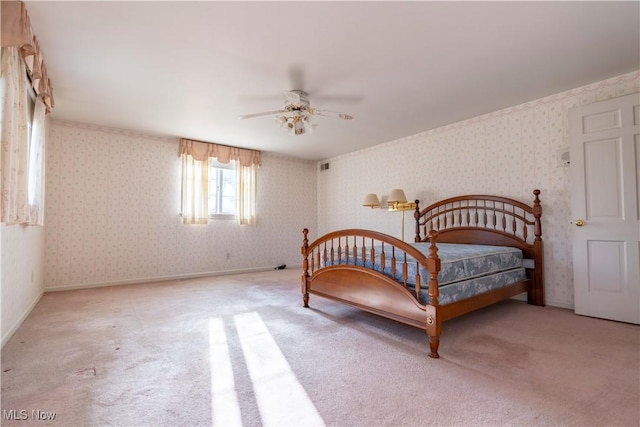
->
<box><xmin>301</xmin><ymin>190</ymin><xmax>544</xmax><ymax>358</ymax></box>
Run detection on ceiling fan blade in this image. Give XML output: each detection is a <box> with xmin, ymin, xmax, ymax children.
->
<box><xmin>312</xmin><ymin>109</ymin><xmax>353</xmax><ymax>120</ymax></box>
<box><xmin>239</xmin><ymin>110</ymin><xmax>285</xmax><ymax>119</ymax></box>
<box><xmin>313</xmin><ymin>94</ymin><xmax>364</xmax><ymax>103</ymax></box>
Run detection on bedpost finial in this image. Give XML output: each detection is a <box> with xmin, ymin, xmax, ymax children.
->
<box><xmin>533</xmin><ymin>189</ymin><xmax>541</xmax><ymax>204</ymax></box>
<box><xmin>532</xmin><ymin>190</ymin><xmax>542</xmax><ymax>214</ymax></box>
<box><xmin>532</xmin><ymin>190</ymin><xmax>542</xmax><ymax>241</ymax></box>
<box><xmin>532</xmin><ymin>190</ymin><xmax>542</xmax><ymax>211</ymax></box>
<box><xmin>302</xmin><ymin>229</ymin><xmax>309</xmax><ymax>254</ymax></box>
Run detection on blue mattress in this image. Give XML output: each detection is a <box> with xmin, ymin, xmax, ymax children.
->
<box><xmin>322</xmin><ymin>243</ymin><xmax>528</xmax><ymax>305</ymax></box>
<box><xmin>408</xmin><ymin>267</ymin><xmax>527</xmax><ymax>305</ymax></box>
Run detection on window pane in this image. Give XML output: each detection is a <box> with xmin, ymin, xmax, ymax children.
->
<box><xmin>220</xmin><ymin>168</ymin><xmax>236</xmax><ymax>214</ymax></box>
<box><xmin>208</xmin><ymin>161</ymin><xmax>236</xmax><ymax>216</ymax></box>
<box><xmin>27</xmin><ymin>97</ymin><xmax>38</xmax><ymax>206</ymax></box>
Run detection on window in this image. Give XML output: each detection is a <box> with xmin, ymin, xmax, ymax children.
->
<box><xmin>208</xmin><ymin>160</ymin><xmax>237</xmax><ymax>219</ymax></box>
<box><xmin>179</xmin><ymin>138</ymin><xmax>259</xmax><ymax>225</ymax></box>
<box><xmin>26</xmin><ymin>85</ymin><xmax>37</xmax><ymax>205</ymax></box>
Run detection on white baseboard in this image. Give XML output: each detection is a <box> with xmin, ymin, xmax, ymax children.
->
<box><xmin>1</xmin><ymin>290</ymin><xmax>44</xmax><ymax>349</ymax></box>
<box><xmin>44</xmin><ymin>265</ymin><xmax>301</xmax><ymax>293</ymax></box>
<box><xmin>512</xmin><ymin>294</ymin><xmax>574</xmax><ymax>310</ymax></box>
<box><xmin>544</xmin><ymin>298</ymin><xmax>574</xmax><ymax>310</ymax></box>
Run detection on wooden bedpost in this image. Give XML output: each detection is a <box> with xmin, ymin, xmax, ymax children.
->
<box><xmin>530</xmin><ymin>189</ymin><xmax>545</xmax><ymax>306</ymax></box>
<box><xmin>414</xmin><ymin>200</ymin><xmax>421</xmax><ymax>242</ymax></box>
<box><xmin>425</xmin><ymin>230</ymin><xmax>442</xmax><ymax>358</ymax></box>
<box><xmin>301</xmin><ymin>228</ymin><xmax>310</xmax><ymax>308</ymax></box>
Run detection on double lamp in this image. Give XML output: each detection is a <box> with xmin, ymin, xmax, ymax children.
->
<box><xmin>362</xmin><ymin>189</ymin><xmax>417</xmax><ymax>240</ymax></box>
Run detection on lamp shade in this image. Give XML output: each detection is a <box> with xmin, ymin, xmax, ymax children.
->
<box><xmin>388</xmin><ymin>189</ymin><xmax>408</xmax><ymax>203</ymax></box>
<box><xmin>362</xmin><ymin>193</ymin><xmax>380</xmax><ymax>207</ymax></box>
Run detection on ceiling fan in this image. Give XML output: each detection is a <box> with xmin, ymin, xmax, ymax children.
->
<box><xmin>240</xmin><ymin>90</ymin><xmax>353</xmax><ymax>136</ymax></box>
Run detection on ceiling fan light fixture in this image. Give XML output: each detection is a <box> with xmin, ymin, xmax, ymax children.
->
<box><xmin>294</xmin><ymin>118</ymin><xmax>306</xmax><ymax>135</ymax></box>
<box><xmin>242</xmin><ymin>90</ymin><xmax>353</xmax><ymax>136</ymax></box>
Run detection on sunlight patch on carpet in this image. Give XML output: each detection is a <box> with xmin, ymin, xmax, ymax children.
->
<box><xmin>209</xmin><ymin>318</ymin><xmax>243</xmax><ymax>426</ymax></box>
<box><xmin>235</xmin><ymin>311</ymin><xmax>325</xmax><ymax>427</ymax></box>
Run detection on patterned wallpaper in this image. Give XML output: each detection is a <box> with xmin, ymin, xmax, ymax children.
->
<box><xmin>44</xmin><ymin>123</ymin><xmax>317</xmax><ymax>290</ymax></box>
<box><xmin>1</xmin><ymin>224</ymin><xmax>44</xmax><ymax>344</ymax></box>
<box><xmin>317</xmin><ymin>71</ymin><xmax>640</xmax><ymax>309</ymax></box>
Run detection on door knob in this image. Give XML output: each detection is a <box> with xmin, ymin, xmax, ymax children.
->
<box><xmin>574</xmin><ymin>219</ymin><xmax>585</xmax><ymax>227</ymax></box>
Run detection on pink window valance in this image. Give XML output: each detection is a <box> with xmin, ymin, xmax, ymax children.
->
<box><xmin>179</xmin><ymin>138</ymin><xmax>261</xmax><ymax>167</ymax></box>
<box><xmin>1</xmin><ymin>0</ymin><xmax>54</xmax><ymax>113</ymax></box>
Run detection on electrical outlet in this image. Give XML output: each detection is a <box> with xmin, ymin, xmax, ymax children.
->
<box><xmin>225</xmin><ymin>252</ymin><xmax>231</xmax><ymax>260</ymax></box>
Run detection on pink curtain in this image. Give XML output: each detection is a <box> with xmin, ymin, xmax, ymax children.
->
<box><xmin>180</xmin><ymin>153</ymin><xmax>209</xmax><ymax>225</ymax></box>
<box><xmin>0</xmin><ymin>47</ymin><xmax>39</xmax><ymax>225</ymax></box>
<box><xmin>178</xmin><ymin>139</ymin><xmax>261</xmax><ymax>167</ymax></box>
<box><xmin>1</xmin><ymin>1</ymin><xmax>54</xmax><ymax>113</ymax></box>
<box><xmin>178</xmin><ymin>139</ymin><xmax>261</xmax><ymax>225</ymax></box>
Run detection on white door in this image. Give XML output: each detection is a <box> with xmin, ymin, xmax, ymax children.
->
<box><xmin>569</xmin><ymin>92</ymin><xmax>640</xmax><ymax>324</ymax></box>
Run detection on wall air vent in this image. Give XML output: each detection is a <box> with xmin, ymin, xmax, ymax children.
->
<box><xmin>320</xmin><ymin>162</ymin><xmax>330</xmax><ymax>171</ymax></box>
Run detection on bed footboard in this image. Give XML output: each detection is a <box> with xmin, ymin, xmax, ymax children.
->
<box><xmin>301</xmin><ymin>228</ymin><xmax>444</xmax><ymax>357</ymax></box>
<box><xmin>301</xmin><ymin>228</ymin><xmax>432</xmax><ymax>308</ymax></box>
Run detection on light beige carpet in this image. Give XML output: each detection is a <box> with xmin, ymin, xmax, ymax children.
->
<box><xmin>1</xmin><ymin>269</ymin><xmax>638</xmax><ymax>427</ymax></box>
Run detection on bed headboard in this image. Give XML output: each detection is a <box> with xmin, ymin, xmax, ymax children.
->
<box><xmin>414</xmin><ymin>190</ymin><xmax>542</xmax><ymax>261</ymax></box>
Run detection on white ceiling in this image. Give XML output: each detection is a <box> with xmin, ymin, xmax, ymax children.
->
<box><xmin>25</xmin><ymin>1</ymin><xmax>640</xmax><ymax>161</ymax></box>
